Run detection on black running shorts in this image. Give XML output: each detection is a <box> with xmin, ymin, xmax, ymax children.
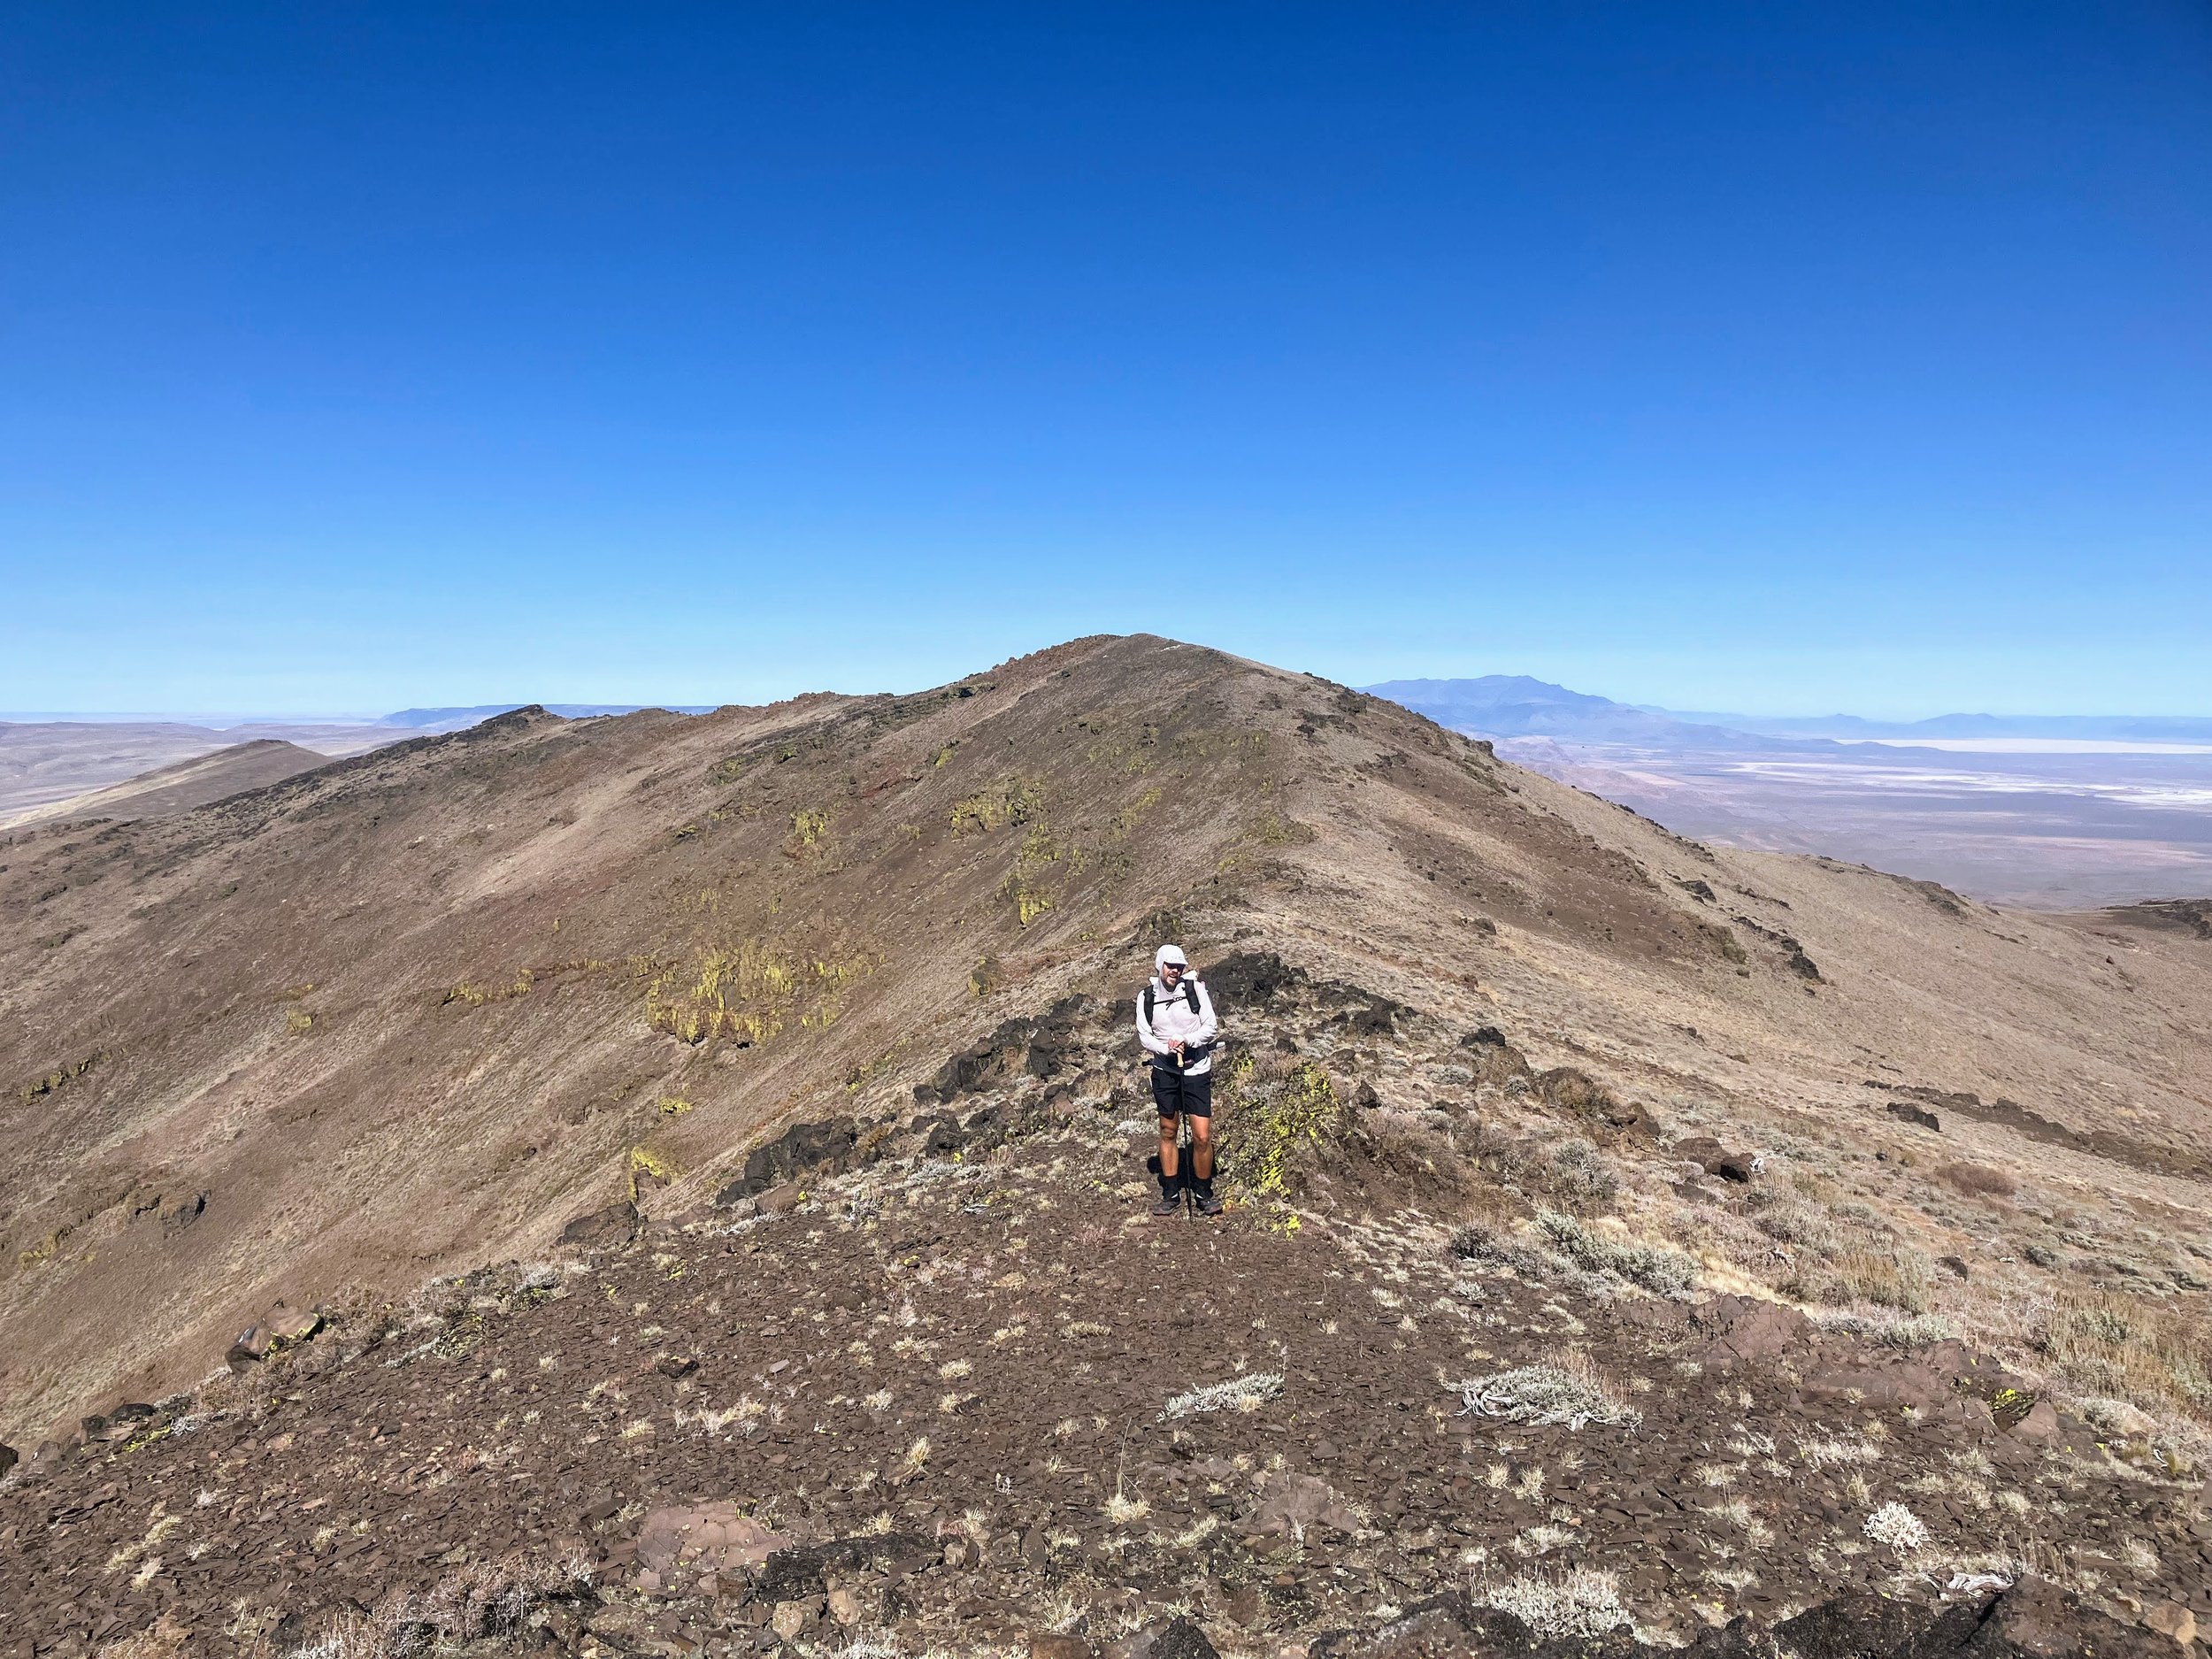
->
<box><xmin>1151</xmin><ymin>1064</ymin><xmax>1213</xmax><ymax>1120</ymax></box>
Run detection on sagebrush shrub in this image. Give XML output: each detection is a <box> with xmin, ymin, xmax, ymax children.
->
<box><xmin>1937</xmin><ymin>1161</ymin><xmax>2016</xmax><ymax>1199</ymax></box>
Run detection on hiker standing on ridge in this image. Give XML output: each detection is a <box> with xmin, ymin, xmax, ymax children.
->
<box><xmin>1137</xmin><ymin>944</ymin><xmax>1221</xmax><ymax>1217</ymax></box>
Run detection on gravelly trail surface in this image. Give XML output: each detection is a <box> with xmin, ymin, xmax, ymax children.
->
<box><xmin>5</xmin><ymin>1094</ymin><xmax>2204</xmax><ymax>1658</ymax></box>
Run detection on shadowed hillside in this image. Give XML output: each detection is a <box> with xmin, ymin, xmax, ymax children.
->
<box><xmin>3</xmin><ymin>635</ymin><xmax>2208</xmax><ymax>1655</ymax></box>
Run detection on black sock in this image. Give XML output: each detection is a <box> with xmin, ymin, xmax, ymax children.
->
<box><xmin>1194</xmin><ymin>1171</ymin><xmax>1214</xmax><ymax>1198</ymax></box>
<box><xmin>1160</xmin><ymin>1166</ymin><xmax>1181</xmax><ymax>1198</ymax></box>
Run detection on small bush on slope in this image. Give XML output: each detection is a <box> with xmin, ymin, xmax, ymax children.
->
<box><xmin>1474</xmin><ymin>1128</ymin><xmax>1621</xmax><ymax>1213</ymax></box>
<box><xmin>1536</xmin><ymin>1210</ymin><xmax>1697</xmax><ymax>1299</ymax></box>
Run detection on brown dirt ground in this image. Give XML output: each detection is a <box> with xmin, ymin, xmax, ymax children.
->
<box><xmin>4</xmin><ymin>1099</ymin><xmax>2206</xmax><ymax>1657</ymax></box>
<box><xmin>4</xmin><ymin>961</ymin><xmax>2208</xmax><ymax>1657</ymax></box>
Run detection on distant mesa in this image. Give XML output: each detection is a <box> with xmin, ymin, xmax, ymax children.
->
<box><xmin>0</xmin><ymin>738</ymin><xmax>329</xmax><ymax>827</ymax></box>
<box><xmin>0</xmin><ymin>716</ymin><xmax>400</xmax><ymax>822</ymax></box>
<box><xmin>0</xmin><ymin>704</ymin><xmax>741</xmax><ymax>829</ymax></box>
<box><xmin>2103</xmin><ymin>897</ymin><xmax>2212</xmax><ymax>940</ymax></box>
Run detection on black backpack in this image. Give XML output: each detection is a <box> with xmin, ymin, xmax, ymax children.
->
<box><xmin>1142</xmin><ymin>977</ymin><xmax>1202</xmax><ymax>1024</ymax></box>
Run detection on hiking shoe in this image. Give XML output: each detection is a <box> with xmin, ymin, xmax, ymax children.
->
<box><xmin>1194</xmin><ymin>1189</ymin><xmax>1225</xmax><ymax>1217</ymax></box>
<box><xmin>1148</xmin><ymin>1191</ymin><xmax>1184</xmax><ymax>1218</ymax></box>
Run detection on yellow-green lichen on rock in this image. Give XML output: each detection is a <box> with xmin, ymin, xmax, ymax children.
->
<box><xmin>627</xmin><ymin>1145</ymin><xmax>682</xmax><ymax>1202</ymax></box>
<box><xmin>1002</xmin><ymin>822</ymin><xmax>1062</xmax><ymax>926</ymax></box>
<box><xmin>1217</xmin><ymin>1057</ymin><xmax>1343</xmax><ymax>1230</ymax></box>
<box><xmin>950</xmin><ymin>779</ymin><xmax>1045</xmax><ymax>836</ymax></box>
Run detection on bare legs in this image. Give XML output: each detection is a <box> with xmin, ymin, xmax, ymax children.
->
<box><xmin>1156</xmin><ymin>1112</ymin><xmax>1214</xmax><ymax>1185</ymax></box>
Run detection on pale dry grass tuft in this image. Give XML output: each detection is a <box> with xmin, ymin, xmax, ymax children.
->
<box><xmin>1481</xmin><ymin>1567</ymin><xmax>1629</xmax><ymax>1640</ymax></box>
<box><xmin>1819</xmin><ymin>1248</ymin><xmax>1937</xmax><ymax>1314</ymax></box>
<box><xmin>1172</xmin><ymin>1514</ymin><xmax>1219</xmax><ymax>1548</ymax></box>
<box><xmin>1863</xmin><ymin>1502</ymin><xmax>1931</xmax><ymax>1552</ymax></box>
<box><xmin>1451</xmin><ymin>1353</ymin><xmax>1640</xmax><ymax>1430</ymax></box>
<box><xmin>1700</xmin><ymin>1496</ymin><xmax>1772</xmax><ymax>1545</ymax></box>
<box><xmin>1160</xmin><ymin>1372</ymin><xmax>1283</xmax><ymax>1419</ymax></box>
<box><xmin>1814</xmin><ymin>1309</ymin><xmax>1960</xmax><ymax>1349</ymax></box>
<box><xmin>2038</xmin><ymin>1288</ymin><xmax>2212</xmax><ymax>1426</ymax></box>
<box><xmin>1797</xmin><ymin>1434</ymin><xmax>1881</xmax><ymax>1470</ymax></box>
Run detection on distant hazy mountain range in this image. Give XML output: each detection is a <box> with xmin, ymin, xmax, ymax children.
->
<box><xmin>19</xmin><ymin>687</ymin><xmax>2207</xmax><ymax>745</ymax></box>
<box><xmin>1363</xmin><ymin>675</ymin><xmax>2212</xmax><ymax>747</ymax></box>
<box><xmin>1361</xmin><ymin>676</ymin><xmax>1800</xmax><ymax>750</ymax></box>
<box><xmin>0</xmin><ymin>703</ymin><xmax>718</xmax><ymax>732</ymax></box>
<box><xmin>12</xmin><ymin>683</ymin><xmax>2209</xmax><ymax>902</ymax></box>
<box><xmin>1361</xmin><ymin>673</ymin><xmax>2212</xmax><ymax>908</ymax></box>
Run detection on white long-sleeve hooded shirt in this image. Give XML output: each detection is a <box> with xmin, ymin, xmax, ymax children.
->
<box><xmin>1136</xmin><ymin>972</ymin><xmax>1218</xmax><ymax>1076</ymax></box>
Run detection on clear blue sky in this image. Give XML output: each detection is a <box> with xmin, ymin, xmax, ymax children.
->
<box><xmin>3</xmin><ymin>4</ymin><xmax>2208</xmax><ymax>718</ymax></box>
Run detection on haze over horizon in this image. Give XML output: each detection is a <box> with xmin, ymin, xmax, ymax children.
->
<box><xmin>4</xmin><ymin>4</ymin><xmax>2209</xmax><ymax>718</ymax></box>
<box><xmin>8</xmin><ymin>661</ymin><xmax>2209</xmax><ymax>729</ymax></box>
